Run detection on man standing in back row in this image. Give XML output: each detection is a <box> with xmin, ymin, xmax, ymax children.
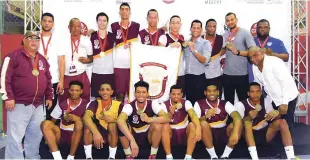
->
<box><xmin>214</xmin><ymin>12</ymin><xmax>256</xmax><ymax>104</ymax></box>
<box><xmin>110</xmin><ymin>2</ymin><xmax>140</xmax><ymax>101</ymax></box>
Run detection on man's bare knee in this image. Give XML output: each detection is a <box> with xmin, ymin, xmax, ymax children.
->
<box><xmin>200</xmin><ymin>120</ymin><xmax>211</xmax><ymax>130</ymax></box>
<box><xmin>74</xmin><ymin>119</ymin><xmax>83</xmax><ymax>132</ymax></box>
<box><xmin>279</xmin><ymin>119</ymin><xmax>289</xmax><ymax>130</ymax></box>
<box><xmin>41</xmin><ymin>120</ymin><xmax>54</xmax><ymax>131</ymax></box>
<box><xmin>108</xmin><ymin>123</ymin><xmax>118</xmax><ymax>135</ymax></box>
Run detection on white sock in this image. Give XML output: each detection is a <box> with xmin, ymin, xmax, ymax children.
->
<box><xmin>109</xmin><ymin>146</ymin><xmax>117</xmax><ymax>159</ymax></box>
<box><xmin>248</xmin><ymin>146</ymin><xmax>259</xmax><ymax>160</ymax></box>
<box><xmin>284</xmin><ymin>146</ymin><xmax>295</xmax><ymax>159</ymax></box>
<box><xmin>206</xmin><ymin>147</ymin><xmax>218</xmax><ymax>159</ymax></box>
<box><xmin>166</xmin><ymin>154</ymin><xmax>173</xmax><ymax>159</ymax></box>
<box><xmin>150</xmin><ymin>147</ymin><xmax>158</xmax><ymax>155</ymax></box>
<box><xmin>221</xmin><ymin>145</ymin><xmax>233</xmax><ymax>158</ymax></box>
<box><xmin>52</xmin><ymin>151</ymin><xmax>62</xmax><ymax>160</ymax></box>
<box><xmin>184</xmin><ymin>154</ymin><xmax>192</xmax><ymax>159</ymax></box>
<box><xmin>123</xmin><ymin>147</ymin><xmax>132</xmax><ymax>156</ymax></box>
<box><xmin>67</xmin><ymin>155</ymin><xmax>74</xmax><ymax>160</ymax></box>
<box><xmin>84</xmin><ymin>145</ymin><xmax>92</xmax><ymax>159</ymax></box>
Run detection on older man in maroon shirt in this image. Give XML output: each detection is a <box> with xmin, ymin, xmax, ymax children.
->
<box><xmin>0</xmin><ymin>31</ymin><xmax>53</xmax><ymax>159</ymax></box>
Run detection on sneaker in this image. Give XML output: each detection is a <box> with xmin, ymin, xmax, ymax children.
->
<box><xmin>126</xmin><ymin>155</ymin><xmax>134</xmax><ymax>160</ymax></box>
<box><xmin>148</xmin><ymin>155</ymin><xmax>156</xmax><ymax>159</ymax></box>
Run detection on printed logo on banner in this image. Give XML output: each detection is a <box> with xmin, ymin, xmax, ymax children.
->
<box><xmin>205</xmin><ymin>0</ymin><xmax>223</xmax><ymax>4</ymax></box>
<box><xmin>265</xmin><ymin>0</ymin><xmax>283</xmax><ymax>4</ymax></box>
<box><xmin>236</xmin><ymin>0</ymin><xmax>264</xmax><ymax>4</ymax></box>
<box><xmin>163</xmin><ymin>0</ymin><xmax>175</xmax><ymax>4</ymax></box>
<box><xmin>139</xmin><ymin>62</ymin><xmax>168</xmax><ymax>100</ymax></box>
<box><xmin>116</xmin><ymin>0</ymin><xmax>132</xmax><ymax>5</ymax></box>
<box><xmin>81</xmin><ymin>22</ymin><xmax>88</xmax><ymax>36</ymax></box>
<box><xmin>250</xmin><ymin>22</ymin><xmax>257</xmax><ymax>37</ymax></box>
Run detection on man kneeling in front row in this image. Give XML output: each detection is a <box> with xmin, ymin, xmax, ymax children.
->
<box><xmin>194</xmin><ymin>84</ymin><xmax>243</xmax><ymax>159</ymax></box>
<box><xmin>117</xmin><ymin>81</ymin><xmax>170</xmax><ymax>159</ymax></box>
<box><xmin>83</xmin><ymin>83</ymin><xmax>121</xmax><ymax>159</ymax></box>
<box><xmin>41</xmin><ymin>80</ymin><xmax>87</xmax><ymax>160</ymax></box>
<box><xmin>235</xmin><ymin>82</ymin><xmax>296</xmax><ymax>160</ymax></box>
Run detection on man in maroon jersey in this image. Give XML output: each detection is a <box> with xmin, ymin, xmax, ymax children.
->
<box><xmin>110</xmin><ymin>2</ymin><xmax>140</xmax><ymax>101</ymax></box>
<box><xmin>117</xmin><ymin>81</ymin><xmax>170</xmax><ymax>159</ymax></box>
<box><xmin>89</xmin><ymin>12</ymin><xmax>115</xmax><ymax>100</ymax></box>
<box><xmin>138</xmin><ymin>9</ymin><xmax>165</xmax><ymax>46</ymax></box>
<box><xmin>158</xmin><ymin>15</ymin><xmax>185</xmax><ymax>94</ymax></box>
<box><xmin>235</xmin><ymin>82</ymin><xmax>296</xmax><ymax>160</ymax></box>
<box><xmin>194</xmin><ymin>83</ymin><xmax>242</xmax><ymax>159</ymax></box>
<box><xmin>161</xmin><ymin>85</ymin><xmax>201</xmax><ymax>159</ymax></box>
<box><xmin>41</xmin><ymin>80</ymin><xmax>87</xmax><ymax>160</ymax></box>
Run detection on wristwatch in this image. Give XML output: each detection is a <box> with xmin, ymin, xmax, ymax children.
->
<box><xmin>194</xmin><ymin>49</ymin><xmax>198</xmax><ymax>54</ymax></box>
<box><xmin>237</xmin><ymin>50</ymin><xmax>240</xmax><ymax>56</ymax></box>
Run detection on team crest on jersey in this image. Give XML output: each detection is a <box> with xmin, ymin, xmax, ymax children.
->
<box><xmin>94</xmin><ymin>40</ymin><xmax>100</xmax><ymax>49</ymax></box>
<box><xmin>39</xmin><ymin>60</ymin><xmax>45</xmax><ymax>71</ymax></box>
<box><xmin>139</xmin><ymin>62</ymin><xmax>168</xmax><ymax>99</ymax></box>
<box><xmin>144</xmin><ymin>35</ymin><xmax>150</xmax><ymax>44</ymax></box>
<box><xmin>116</xmin><ymin>29</ymin><xmax>122</xmax><ymax>39</ymax></box>
<box><xmin>132</xmin><ymin>115</ymin><xmax>139</xmax><ymax>124</ymax></box>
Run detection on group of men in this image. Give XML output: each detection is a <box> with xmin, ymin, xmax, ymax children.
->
<box><xmin>0</xmin><ymin>1</ymin><xmax>299</xmax><ymax>160</ymax></box>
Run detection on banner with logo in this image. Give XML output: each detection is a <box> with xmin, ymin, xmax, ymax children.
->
<box><xmin>129</xmin><ymin>42</ymin><xmax>181</xmax><ymax>102</ymax></box>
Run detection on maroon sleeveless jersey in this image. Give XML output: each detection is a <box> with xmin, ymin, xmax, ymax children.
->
<box><xmin>163</xmin><ymin>99</ymin><xmax>187</xmax><ymax>126</ymax></box>
<box><xmin>241</xmin><ymin>99</ymin><xmax>268</xmax><ymax>130</ymax></box>
<box><xmin>128</xmin><ymin>100</ymin><xmax>155</xmax><ymax>130</ymax></box>
<box><xmin>197</xmin><ymin>99</ymin><xmax>228</xmax><ymax>128</ymax></box>
<box><xmin>139</xmin><ymin>28</ymin><xmax>165</xmax><ymax>45</ymax></box>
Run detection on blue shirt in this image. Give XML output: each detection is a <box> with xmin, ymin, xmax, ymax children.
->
<box><xmin>183</xmin><ymin>37</ymin><xmax>212</xmax><ymax>75</ymax></box>
<box><xmin>248</xmin><ymin>36</ymin><xmax>288</xmax><ymax>82</ymax></box>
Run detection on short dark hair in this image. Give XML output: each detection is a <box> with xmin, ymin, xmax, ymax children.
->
<box><xmin>225</xmin><ymin>12</ymin><xmax>237</xmax><ymax>18</ymax></box>
<box><xmin>100</xmin><ymin>83</ymin><xmax>113</xmax><ymax>90</ymax></box>
<box><xmin>120</xmin><ymin>2</ymin><xmax>130</xmax><ymax>10</ymax></box>
<box><xmin>41</xmin><ymin>12</ymin><xmax>54</xmax><ymax>22</ymax></box>
<box><xmin>191</xmin><ymin>19</ymin><xmax>202</xmax><ymax>28</ymax></box>
<box><xmin>169</xmin><ymin>84</ymin><xmax>183</xmax><ymax>93</ymax></box>
<box><xmin>147</xmin><ymin>9</ymin><xmax>158</xmax><ymax>17</ymax></box>
<box><xmin>170</xmin><ymin>15</ymin><xmax>181</xmax><ymax>22</ymax></box>
<box><xmin>69</xmin><ymin>80</ymin><xmax>83</xmax><ymax>89</ymax></box>
<box><xmin>205</xmin><ymin>83</ymin><xmax>219</xmax><ymax>90</ymax></box>
<box><xmin>248</xmin><ymin>82</ymin><xmax>261</xmax><ymax>92</ymax></box>
<box><xmin>205</xmin><ymin>18</ymin><xmax>216</xmax><ymax>28</ymax></box>
<box><xmin>257</xmin><ymin>19</ymin><xmax>270</xmax><ymax>27</ymax></box>
<box><xmin>96</xmin><ymin>12</ymin><xmax>109</xmax><ymax>22</ymax></box>
<box><xmin>134</xmin><ymin>81</ymin><xmax>149</xmax><ymax>92</ymax></box>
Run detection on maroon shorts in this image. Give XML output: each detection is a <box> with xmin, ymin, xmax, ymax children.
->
<box><xmin>171</xmin><ymin>128</ymin><xmax>187</xmax><ymax>146</ymax></box>
<box><xmin>114</xmin><ymin>68</ymin><xmax>130</xmax><ymax>95</ymax></box>
<box><xmin>91</xmin><ymin>73</ymin><xmax>115</xmax><ymax>97</ymax></box>
<box><xmin>211</xmin><ymin>126</ymin><xmax>228</xmax><ymax>146</ymax></box>
<box><xmin>59</xmin><ymin>72</ymin><xmax>90</xmax><ymax>102</ymax></box>
<box><xmin>96</xmin><ymin>124</ymin><xmax>109</xmax><ymax>143</ymax></box>
<box><xmin>59</xmin><ymin>129</ymin><xmax>73</xmax><ymax>145</ymax></box>
<box><xmin>132</xmin><ymin>128</ymin><xmax>150</xmax><ymax>146</ymax></box>
<box><xmin>253</xmin><ymin>126</ymin><xmax>269</xmax><ymax>145</ymax></box>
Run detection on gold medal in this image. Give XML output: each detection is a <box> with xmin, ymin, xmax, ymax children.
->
<box><xmin>255</xmin><ymin>104</ymin><xmax>262</xmax><ymax>112</ymax></box>
<box><xmin>32</xmin><ymin>69</ymin><xmax>39</xmax><ymax>76</ymax></box>
<box><xmin>176</xmin><ymin>102</ymin><xmax>182</xmax><ymax>110</ymax></box>
<box><xmin>44</xmin><ymin>55</ymin><xmax>49</xmax><ymax>60</ymax></box>
<box><xmin>182</xmin><ymin>42</ymin><xmax>188</xmax><ymax>47</ymax></box>
<box><xmin>137</xmin><ymin>109</ymin><xmax>143</xmax><ymax>115</ymax></box>
<box><xmin>99</xmin><ymin>51</ymin><xmax>105</xmax><ymax>57</ymax></box>
<box><xmin>215</xmin><ymin>108</ymin><xmax>221</xmax><ymax>114</ymax></box>
<box><xmin>226</xmin><ymin>41</ymin><xmax>231</xmax><ymax>47</ymax></box>
<box><xmin>100</xmin><ymin>111</ymin><xmax>105</xmax><ymax>117</ymax></box>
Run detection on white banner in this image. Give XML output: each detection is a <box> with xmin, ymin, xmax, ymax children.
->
<box><xmin>129</xmin><ymin>42</ymin><xmax>181</xmax><ymax>102</ymax></box>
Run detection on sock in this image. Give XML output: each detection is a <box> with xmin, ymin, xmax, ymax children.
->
<box><xmin>206</xmin><ymin>147</ymin><xmax>218</xmax><ymax>159</ymax></box>
<box><xmin>150</xmin><ymin>147</ymin><xmax>158</xmax><ymax>155</ymax></box>
<box><xmin>166</xmin><ymin>154</ymin><xmax>173</xmax><ymax>159</ymax></box>
<box><xmin>52</xmin><ymin>151</ymin><xmax>62</xmax><ymax>160</ymax></box>
<box><xmin>84</xmin><ymin>145</ymin><xmax>92</xmax><ymax>159</ymax></box>
<box><xmin>109</xmin><ymin>146</ymin><xmax>117</xmax><ymax>159</ymax></box>
<box><xmin>248</xmin><ymin>146</ymin><xmax>259</xmax><ymax>160</ymax></box>
<box><xmin>221</xmin><ymin>145</ymin><xmax>233</xmax><ymax>158</ymax></box>
<box><xmin>67</xmin><ymin>155</ymin><xmax>74</xmax><ymax>160</ymax></box>
<box><xmin>284</xmin><ymin>146</ymin><xmax>295</xmax><ymax>159</ymax></box>
<box><xmin>123</xmin><ymin>147</ymin><xmax>132</xmax><ymax>156</ymax></box>
<box><xmin>185</xmin><ymin>154</ymin><xmax>192</xmax><ymax>159</ymax></box>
